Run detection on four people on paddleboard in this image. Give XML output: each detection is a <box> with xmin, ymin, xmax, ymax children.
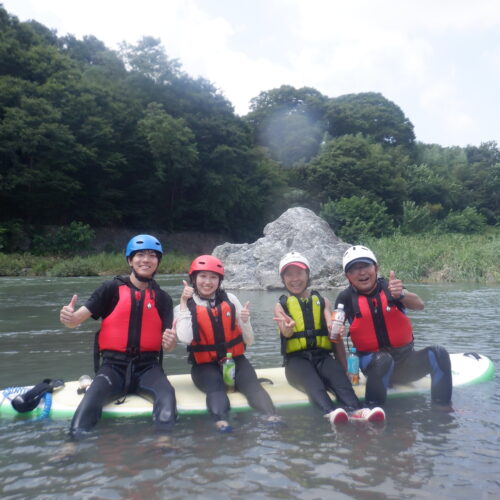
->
<box><xmin>58</xmin><ymin>234</ymin><xmax>452</xmax><ymax>442</ymax></box>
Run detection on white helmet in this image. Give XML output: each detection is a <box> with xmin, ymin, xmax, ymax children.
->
<box><xmin>279</xmin><ymin>251</ymin><xmax>310</xmax><ymax>275</ymax></box>
<box><xmin>342</xmin><ymin>245</ymin><xmax>377</xmax><ymax>272</ymax></box>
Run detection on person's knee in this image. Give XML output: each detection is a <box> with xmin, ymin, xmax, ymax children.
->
<box><xmin>365</xmin><ymin>352</ymin><xmax>393</xmax><ymax>378</ymax></box>
<box><xmin>427</xmin><ymin>345</ymin><xmax>451</xmax><ymax>373</ymax></box>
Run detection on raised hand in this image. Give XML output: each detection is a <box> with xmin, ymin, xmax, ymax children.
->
<box><xmin>388</xmin><ymin>270</ymin><xmax>405</xmax><ymax>299</ymax></box>
<box><xmin>60</xmin><ymin>295</ymin><xmax>78</xmax><ymax>327</ymax></box>
<box><xmin>162</xmin><ymin>319</ymin><xmax>177</xmax><ymax>352</ymax></box>
<box><xmin>180</xmin><ymin>279</ymin><xmax>194</xmax><ymax>306</ymax></box>
<box><xmin>240</xmin><ymin>301</ymin><xmax>251</xmax><ymax>323</ymax></box>
<box><xmin>273</xmin><ymin>308</ymin><xmax>295</xmax><ymax>334</ymax></box>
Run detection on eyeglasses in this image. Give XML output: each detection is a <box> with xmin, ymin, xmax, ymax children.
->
<box><xmin>347</xmin><ymin>262</ymin><xmax>374</xmax><ymax>274</ymax></box>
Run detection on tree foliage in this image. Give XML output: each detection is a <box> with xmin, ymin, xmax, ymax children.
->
<box><xmin>0</xmin><ymin>5</ymin><xmax>498</xmax><ymax>251</ymax></box>
<box><xmin>320</xmin><ymin>196</ymin><xmax>394</xmax><ymax>242</ymax></box>
<box><xmin>0</xmin><ymin>7</ymin><xmax>280</xmax><ymax>242</ymax></box>
<box><xmin>246</xmin><ymin>85</ymin><xmax>328</xmax><ymax>167</ymax></box>
<box><xmin>326</xmin><ymin>92</ymin><xmax>416</xmax><ymax>149</ymax></box>
<box><xmin>296</xmin><ymin>134</ymin><xmax>407</xmax><ymax>215</ymax></box>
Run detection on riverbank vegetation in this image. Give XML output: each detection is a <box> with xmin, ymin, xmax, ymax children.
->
<box><xmin>0</xmin><ymin>231</ymin><xmax>498</xmax><ymax>283</ymax></box>
<box><xmin>0</xmin><ymin>6</ymin><xmax>499</xmax><ymax>277</ymax></box>
<box><xmin>0</xmin><ymin>251</ymin><xmax>192</xmax><ymax>277</ymax></box>
<box><xmin>367</xmin><ymin>230</ymin><xmax>500</xmax><ymax>283</ymax></box>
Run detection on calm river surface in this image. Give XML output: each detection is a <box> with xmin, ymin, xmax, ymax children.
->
<box><xmin>0</xmin><ymin>276</ymin><xmax>499</xmax><ymax>500</ymax></box>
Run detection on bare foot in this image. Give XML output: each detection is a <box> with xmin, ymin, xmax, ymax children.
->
<box><xmin>48</xmin><ymin>442</ymin><xmax>77</xmax><ymax>463</ymax></box>
<box><xmin>154</xmin><ymin>435</ymin><xmax>179</xmax><ymax>451</ymax></box>
<box><xmin>215</xmin><ymin>420</ymin><xmax>232</xmax><ymax>433</ymax></box>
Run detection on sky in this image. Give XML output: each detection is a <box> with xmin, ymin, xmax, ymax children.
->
<box><xmin>2</xmin><ymin>0</ymin><xmax>500</xmax><ymax>148</ymax></box>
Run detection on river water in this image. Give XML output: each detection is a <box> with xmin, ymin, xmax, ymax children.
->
<box><xmin>0</xmin><ymin>276</ymin><xmax>498</xmax><ymax>500</ymax></box>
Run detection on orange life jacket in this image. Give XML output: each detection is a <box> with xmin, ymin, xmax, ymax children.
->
<box><xmin>186</xmin><ymin>293</ymin><xmax>245</xmax><ymax>364</ymax></box>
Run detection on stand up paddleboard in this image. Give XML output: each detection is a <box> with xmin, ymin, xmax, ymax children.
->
<box><xmin>0</xmin><ymin>353</ymin><xmax>494</xmax><ymax>419</ymax></box>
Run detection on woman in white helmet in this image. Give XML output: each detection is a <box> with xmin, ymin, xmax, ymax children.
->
<box><xmin>336</xmin><ymin>245</ymin><xmax>452</xmax><ymax>409</ymax></box>
<box><xmin>274</xmin><ymin>252</ymin><xmax>385</xmax><ymax>426</ymax></box>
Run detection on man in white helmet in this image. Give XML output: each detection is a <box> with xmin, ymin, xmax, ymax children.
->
<box><xmin>274</xmin><ymin>251</ymin><xmax>385</xmax><ymax>426</ymax></box>
<box><xmin>335</xmin><ymin>245</ymin><xmax>453</xmax><ymax>409</ymax></box>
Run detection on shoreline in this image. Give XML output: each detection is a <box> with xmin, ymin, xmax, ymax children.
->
<box><xmin>0</xmin><ymin>231</ymin><xmax>498</xmax><ymax>283</ymax></box>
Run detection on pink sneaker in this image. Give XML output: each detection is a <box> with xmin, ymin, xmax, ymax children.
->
<box><xmin>350</xmin><ymin>407</ymin><xmax>386</xmax><ymax>423</ymax></box>
<box><xmin>326</xmin><ymin>408</ymin><xmax>349</xmax><ymax>425</ymax></box>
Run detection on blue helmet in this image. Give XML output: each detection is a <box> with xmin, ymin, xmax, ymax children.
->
<box><xmin>125</xmin><ymin>234</ymin><xmax>163</xmax><ymax>258</ymax></box>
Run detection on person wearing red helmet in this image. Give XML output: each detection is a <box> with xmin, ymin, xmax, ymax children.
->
<box><xmin>58</xmin><ymin>234</ymin><xmax>178</xmax><ymax>447</ymax></box>
<box><xmin>274</xmin><ymin>252</ymin><xmax>385</xmax><ymax>426</ymax></box>
<box><xmin>175</xmin><ymin>255</ymin><xmax>281</xmax><ymax>432</ymax></box>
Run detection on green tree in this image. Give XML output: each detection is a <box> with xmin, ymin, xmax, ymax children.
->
<box><xmin>463</xmin><ymin>142</ymin><xmax>500</xmax><ymax>223</ymax></box>
<box><xmin>320</xmin><ymin>196</ymin><xmax>395</xmax><ymax>242</ymax></box>
<box><xmin>246</xmin><ymin>85</ymin><xmax>328</xmax><ymax>166</ymax></box>
<box><xmin>440</xmin><ymin>207</ymin><xmax>487</xmax><ymax>233</ymax></box>
<box><xmin>297</xmin><ymin>134</ymin><xmax>407</xmax><ymax>216</ymax></box>
<box><xmin>326</xmin><ymin>92</ymin><xmax>415</xmax><ymax>150</ymax></box>
<box><xmin>119</xmin><ymin>36</ymin><xmax>181</xmax><ymax>84</ymax></box>
<box><xmin>399</xmin><ymin>201</ymin><xmax>437</xmax><ymax>234</ymax></box>
<box><xmin>137</xmin><ymin>102</ymin><xmax>199</xmax><ymax>229</ymax></box>
<box><xmin>0</xmin><ymin>95</ymin><xmax>82</xmax><ymax>223</ymax></box>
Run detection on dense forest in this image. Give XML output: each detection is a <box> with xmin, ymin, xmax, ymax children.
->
<box><xmin>0</xmin><ymin>6</ymin><xmax>498</xmax><ymax>254</ymax></box>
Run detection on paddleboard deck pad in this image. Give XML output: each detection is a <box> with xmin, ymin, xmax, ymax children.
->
<box><xmin>0</xmin><ymin>352</ymin><xmax>494</xmax><ymax>419</ymax></box>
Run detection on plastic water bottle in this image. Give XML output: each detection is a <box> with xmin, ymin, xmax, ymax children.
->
<box><xmin>347</xmin><ymin>347</ymin><xmax>360</xmax><ymax>385</ymax></box>
<box><xmin>222</xmin><ymin>353</ymin><xmax>235</xmax><ymax>390</ymax></box>
<box><xmin>330</xmin><ymin>303</ymin><xmax>345</xmax><ymax>342</ymax></box>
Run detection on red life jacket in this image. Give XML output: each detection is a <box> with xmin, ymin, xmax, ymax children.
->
<box><xmin>98</xmin><ymin>281</ymin><xmax>163</xmax><ymax>354</ymax></box>
<box><xmin>187</xmin><ymin>293</ymin><xmax>245</xmax><ymax>364</ymax></box>
<box><xmin>348</xmin><ymin>285</ymin><xmax>413</xmax><ymax>352</ymax></box>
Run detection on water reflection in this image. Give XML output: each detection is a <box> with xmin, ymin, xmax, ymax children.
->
<box><xmin>0</xmin><ymin>277</ymin><xmax>499</xmax><ymax>499</ymax></box>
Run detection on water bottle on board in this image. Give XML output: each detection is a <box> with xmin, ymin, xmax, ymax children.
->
<box><xmin>330</xmin><ymin>303</ymin><xmax>345</xmax><ymax>342</ymax></box>
<box><xmin>347</xmin><ymin>347</ymin><xmax>360</xmax><ymax>385</ymax></box>
<box><xmin>222</xmin><ymin>352</ymin><xmax>235</xmax><ymax>390</ymax></box>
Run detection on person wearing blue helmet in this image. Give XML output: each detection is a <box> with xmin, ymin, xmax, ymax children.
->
<box><xmin>58</xmin><ymin>234</ymin><xmax>177</xmax><ymax>450</ymax></box>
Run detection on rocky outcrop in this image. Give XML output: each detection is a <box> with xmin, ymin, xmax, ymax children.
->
<box><xmin>213</xmin><ymin>207</ymin><xmax>350</xmax><ymax>290</ymax></box>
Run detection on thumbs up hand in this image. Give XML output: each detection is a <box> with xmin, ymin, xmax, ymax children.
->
<box><xmin>388</xmin><ymin>270</ymin><xmax>405</xmax><ymax>299</ymax></box>
<box><xmin>60</xmin><ymin>295</ymin><xmax>78</xmax><ymax>327</ymax></box>
<box><xmin>162</xmin><ymin>319</ymin><xmax>177</xmax><ymax>352</ymax></box>
<box><xmin>180</xmin><ymin>279</ymin><xmax>194</xmax><ymax>306</ymax></box>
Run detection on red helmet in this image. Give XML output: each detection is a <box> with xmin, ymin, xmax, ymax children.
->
<box><xmin>188</xmin><ymin>255</ymin><xmax>225</xmax><ymax>277</ymax></box>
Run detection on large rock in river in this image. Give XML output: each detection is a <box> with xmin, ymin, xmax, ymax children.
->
<box><xmin>213</xmin><ymin>207</ymin><xmax>350</xmax><ymax>290</ymax></box>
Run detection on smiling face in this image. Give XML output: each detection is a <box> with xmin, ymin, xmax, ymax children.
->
<box><xmin>281</xmin><ymin>265</ymin><xmax>309</xmax><ymax>298</ymax></box>
<box><xmin>346</xmin><ymin>262</ymin><xmax>378</xmax><ymax>295</ymax></box>
<box><xmin>195</xmin><ymin>271</ymin><xmax>221</xmax><ymax>299</ymax></box>
<box><xmin>128</xmin><ymin>250</ymin><xmax>159</xmax><ymax>280</ymax></box>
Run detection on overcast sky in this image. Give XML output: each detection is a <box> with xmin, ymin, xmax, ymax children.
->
<box><xmin>3</xmin><ymin>0</ymin><xmax>499</xmax><ymax>148</ymax></box>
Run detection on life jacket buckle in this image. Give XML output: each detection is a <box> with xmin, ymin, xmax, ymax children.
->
<box><xmin>125</xmin><ymin>346</ymin><xmax>140</xmax><ymax>357</ymax></box>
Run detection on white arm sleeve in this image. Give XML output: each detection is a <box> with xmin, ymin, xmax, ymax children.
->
<box><xmin>174</xmin><ymin>304</ymin><xmax>194</xmax><ymax>344</ymax></box>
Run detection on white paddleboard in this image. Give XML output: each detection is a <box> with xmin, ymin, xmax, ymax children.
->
<box><xmin>0</xmin><ymin>352</ymin><xmax>494</xmax><ymax>418</ymax></box>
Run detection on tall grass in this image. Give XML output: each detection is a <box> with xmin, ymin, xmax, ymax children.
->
<box><xmin>365</xmin><ymin>231</ymin><xmax>500</xmax><ymax>283</ymax></box>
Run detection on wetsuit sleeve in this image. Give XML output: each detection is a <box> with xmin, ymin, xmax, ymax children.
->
<box><xmin>227</xmin><ymin>292</ymin><xmax>254</xmax><ymax>346</ymax></box>
<box><xmin>84</xmin><ymin>280</ymin><xmax>118</xmax><ymax>320</ymax></box>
